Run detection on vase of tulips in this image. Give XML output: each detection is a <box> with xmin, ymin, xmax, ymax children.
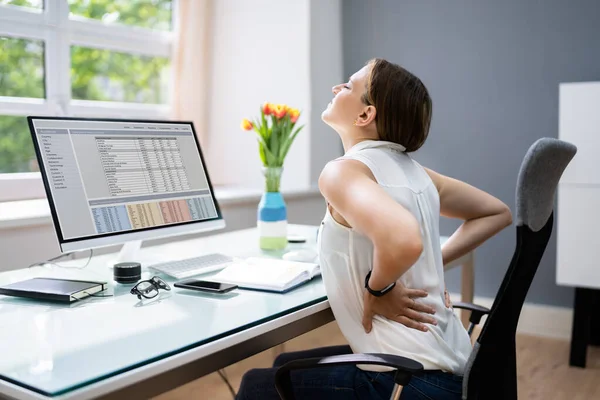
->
<box><xmin>241</xmin><ymin>102</ymin><xmax>304</xmax><ymax>250</ymax></box>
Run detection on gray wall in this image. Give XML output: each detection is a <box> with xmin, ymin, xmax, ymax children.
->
<box><xmin>310</xmin><ymin>0</ymin><xmax>344</xmax><ymax>183</ymax></box>
<box><xmin>342</xmin><ymin>0</ymin><xmax>600</xmax><ymax>307</ymax></box>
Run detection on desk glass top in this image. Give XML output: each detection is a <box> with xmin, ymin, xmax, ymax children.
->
<box><xmin>0</xmin><ymin>225</ymin><xmax>326</xmax><ymax>397</ymax></box>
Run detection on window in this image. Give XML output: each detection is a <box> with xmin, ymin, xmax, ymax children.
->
<box><xmin>0</xmin><ymin>1</ymin><xmax>43</xmax><ymax>10</ymax></box>
<box><xmin>0</xmin><ymin>0</ymin><xmax>175</xmax><ymax>201</ymax></box>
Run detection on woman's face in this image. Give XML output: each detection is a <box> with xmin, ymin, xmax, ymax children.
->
<box><xmin>321</xmin><ymin>64</ymin><xmax>372</xmax><ymax>131</ymax></box>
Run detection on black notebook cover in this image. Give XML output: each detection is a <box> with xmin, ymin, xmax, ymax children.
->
<box><xmin>0</xmin><ymin>277</ymin><xmax>107</xmax><ymax>303</ymax></box>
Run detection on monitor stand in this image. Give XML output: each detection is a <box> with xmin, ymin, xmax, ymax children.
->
<box><xmin>112</xmin><ymin>240</ymin><xmax>143</xmax><ymax>265</ymax></box>
<box><xmin>107</xmin><ymin>240</ymin><xmax>158</xmax><ymax>273</ymax></box>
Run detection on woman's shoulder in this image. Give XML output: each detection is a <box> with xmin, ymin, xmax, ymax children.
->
<box><xmin>319</xmin><ymin>158</ymin><xmax>377</xmax><ymax>191</ymax></box>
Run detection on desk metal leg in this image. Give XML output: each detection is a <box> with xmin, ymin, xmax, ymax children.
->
<box><xmin>272</xmin><ymin>343</ymin><xmax>286</xmax><ymax>361</ymax></box>
<box><xmin>570</xmin><ymin>287</ymin><xmax>593</xmax><ymax>368</ymax></box>
<box><xmin>460</xmin><ymin>254</ymin><xmax>475</xmax><ymax>329</ymax></box>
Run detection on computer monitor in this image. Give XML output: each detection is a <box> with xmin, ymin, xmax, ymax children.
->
<box><xmin>27</xmin><ymin>116</ymin><xmax>225</xmax><ymax>256</ymax></box>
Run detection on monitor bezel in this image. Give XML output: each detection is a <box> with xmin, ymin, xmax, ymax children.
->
<box><xmin>27</xmin><ymin>116</ymin><xmax>225</xmax><ymax>253</ymax></box>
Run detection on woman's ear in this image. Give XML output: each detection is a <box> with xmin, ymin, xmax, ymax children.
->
<box><xmin>355</xmin><ymin>105</ymin><xmax>376</xmax><ymax>127</ymax></box>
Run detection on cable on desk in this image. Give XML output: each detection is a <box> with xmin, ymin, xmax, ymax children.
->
<box><xmin>28</xmin><ymin>252</ymin><xmax>73</xmax><ymax>268</ymax></box>
<box><xmin>218</xmin><ymin>369</ymin><xmax>236</xmax><ymax>398</ymax></box>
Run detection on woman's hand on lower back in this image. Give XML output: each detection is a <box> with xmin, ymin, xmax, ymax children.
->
<box><xmin>362</xmin><ymin>283</ymin><xmax>437</xmax><ymax>333</ymax></box>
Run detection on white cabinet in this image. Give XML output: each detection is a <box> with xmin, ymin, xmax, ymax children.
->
<box><xmin>557</xmin><ymin>186</ymin><xmax>600</xmax><ymax>287</ymax></box>
<box><xmin>557</xmin><ymin>81</ymin><xmax>600</xmax><ymax>290</ymax></box>
<box><xmin>557</xmin><ymin>81</ymin><xmax>600</xmax><ymax>368</ymax></box>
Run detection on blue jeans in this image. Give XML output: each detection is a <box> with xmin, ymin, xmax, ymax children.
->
<box><xmin>236</xmin><ymin>345</ymin><xmax>463</xmax><ymax>399</ymax></box>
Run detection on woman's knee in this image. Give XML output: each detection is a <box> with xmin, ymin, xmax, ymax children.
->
<box><xmin>273</xmin><ymin>352</ymin><xmax>294</xmax><ymax>368</ymax></box>
<box><xmin>273</xmin><ymin>350</ymin><xmax>309</xmax><ymax>367</ymax></box>
<box><xmin>237</xmin><ymin>368</ymin><xmax>277</xmax><ymax>400</ymax></box>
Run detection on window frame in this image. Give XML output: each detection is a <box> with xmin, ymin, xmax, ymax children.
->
<box><xmin>0</xmin><ymin>0</ymin><xmax>176</xmax><ymax>201</ymax></box>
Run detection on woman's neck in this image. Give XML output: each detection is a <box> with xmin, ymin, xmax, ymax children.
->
<box><xmin>341</xmin><ymin>136</ymin><xmax>378</xmax><ymax>153</ymax></box>
<box><xmin>337</xmin><ymin>125</ymin><xmax>379</xmax><ymax>153</ymax></box>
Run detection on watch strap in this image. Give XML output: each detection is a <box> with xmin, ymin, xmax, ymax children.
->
<box><xmin>364</xmin><ymin>270</ymin><xmax>396</xmax><ymax>297</ymax></box>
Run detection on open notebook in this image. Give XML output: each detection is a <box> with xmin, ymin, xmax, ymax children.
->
<box><xmin>210</xmin><ymin>257</ymin><xmax>320</xmax><ymax>293</ymax></box>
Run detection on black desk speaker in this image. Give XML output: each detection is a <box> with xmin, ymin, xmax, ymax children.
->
<box><xmin>113</xmin><ymin>262</ymin><xmax>142</xmax><ymax>284</ymax></box>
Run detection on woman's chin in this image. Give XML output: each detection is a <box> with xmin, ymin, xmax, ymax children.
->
<box><xmin>321</xmin><ymin>108</ymin><xmax>333</xmax><ymax>123</ymax></box>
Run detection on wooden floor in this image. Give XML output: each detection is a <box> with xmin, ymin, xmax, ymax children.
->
<box><xmin>153</xmin><ymin>322</ymin><xmax>600</xmax><ymax>400</ymax></box>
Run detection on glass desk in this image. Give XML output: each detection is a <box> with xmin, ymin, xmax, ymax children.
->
<box><xmin>0</xmin><ymin>225</ymin><xmax>330</xmax><ymax>400</ymax></box>
<box><xmin>0</xmin><ymin>224</ymin><xmax>473</xmax><ymax>399</ymax></box>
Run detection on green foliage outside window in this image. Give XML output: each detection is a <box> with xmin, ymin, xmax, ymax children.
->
<box><xmin>0</xmin><ymin>0</ymin><xmax>172</xmax><ymax>173</ymax></box>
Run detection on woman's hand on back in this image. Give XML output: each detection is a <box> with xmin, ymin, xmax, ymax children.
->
<box><xmin>362</xmin><ymin>283</ymin><xmax>437</xmax><ymax>333</ymax></box>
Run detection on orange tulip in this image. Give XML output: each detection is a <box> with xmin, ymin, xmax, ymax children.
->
<box><xmin>288</xmin><ymin>108</ymin><xmax>300</xmax><ymax>123</ymax></box>
<box><xmin>273</xmin><ymin>104</ymin><xmax>287</xmax><ymax>119</ymax></box>
<box><xmin>262</xmin><ymin>102</ymin><xmax>273</xmax><ymax>115</ymax></box>
<box><xmin>240</xmin><ymin>118</ymin><xmax>253</xmax><ymax>131</ymax></box>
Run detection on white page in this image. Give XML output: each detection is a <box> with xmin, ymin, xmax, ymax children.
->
<box><xmin>211</xmin><ymin>258</ymin><xmax>318</xmax><ymax>290</ymax></box>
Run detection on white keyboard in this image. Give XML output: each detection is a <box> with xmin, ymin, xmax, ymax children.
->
<box><xmin>147</xmin><ymin>253</ymin><xmax>235</xmax><ymax>279</ymax></box>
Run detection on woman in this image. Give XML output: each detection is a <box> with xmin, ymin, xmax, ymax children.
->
<box><xmin>236</xmin><ymin>58</ymin><xmax>512</xmax><ymax>399</ymax></box>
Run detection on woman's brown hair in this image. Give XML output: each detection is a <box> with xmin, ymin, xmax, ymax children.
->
<box><xmin>362</xmin><ymin>58</ymin><xmax>432</xmax><ymax>152</ymax></box>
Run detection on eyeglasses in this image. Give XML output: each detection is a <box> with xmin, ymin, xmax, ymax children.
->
<box><xmin>130</xmin><ymin>276</ymin><xmax>171</xmax><ymax>300</ymax></box>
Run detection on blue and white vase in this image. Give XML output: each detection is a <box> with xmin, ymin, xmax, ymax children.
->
<box><xmin>258</xmin><ymin>167</ymin><xmax>287</xmax><ymax>250</ymax></box>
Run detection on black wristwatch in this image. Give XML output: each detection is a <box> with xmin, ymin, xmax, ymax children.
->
<box><xmin>364</xmin><ymin>270</ymin><xmax>396</xmax><ymax>297</ymax></box>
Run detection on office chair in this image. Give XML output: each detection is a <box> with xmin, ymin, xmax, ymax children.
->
<box><xmin>274</xmin><ymin>138</ymin><xmax>577</xmax><ymax>400</ymax></box>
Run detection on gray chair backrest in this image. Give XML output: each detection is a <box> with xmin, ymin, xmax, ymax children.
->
<box><xmin>462</xmin><ymin>137</ymin><xmax>577</xmax><ymax>400</ymax></box>
<box><xmin>515</xmin><ymin>137</ymin><xmax>577</xmax><ymax>231</ymax></box>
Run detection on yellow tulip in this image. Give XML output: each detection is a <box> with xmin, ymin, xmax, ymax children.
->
<box><xmin>240</xmin><ymin>118</ymin><xmax>253</xmax><ymax>131</ymax></box>
<box><xmin>288</xmin><ymin>108</ymin><xmax>300</xmax><ymax>123</ymax></box>
<box><xmin>273</xmin><ymin>104</ymin><xmax>287</xmax><ymax>119</ymax></box>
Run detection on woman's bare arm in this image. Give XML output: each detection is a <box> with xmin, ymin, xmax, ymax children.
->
<box><xmin>319</xmin><ymin>159</ymin><xmax>423</xmax><ymax>290</ymax></box>
<box><xmin>425</xmin><ymin>168</ymin><xmax>513</xmax><ymax>266</ymax></box>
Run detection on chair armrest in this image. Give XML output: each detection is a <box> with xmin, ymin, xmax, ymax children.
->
<box><xmin>453</xmin><ymin>301</ymin><xmax>491</xmax><ymax>326</ymax></box>
<box><xmin>274</xmin><ymin>353</ymin><xmax>423</xmax><ymax>400</ymax></box>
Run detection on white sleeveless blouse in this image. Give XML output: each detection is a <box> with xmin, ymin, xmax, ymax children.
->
<box><xmin>317</xmin><ymin>140</ymin><xmax>472</xmax><ymax>374</ymax></box>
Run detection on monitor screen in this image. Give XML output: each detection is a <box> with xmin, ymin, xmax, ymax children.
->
<box><xmin>28</xmin><ymin>117</ymin><xmax>224</xmax><ymax>252</ymax></box>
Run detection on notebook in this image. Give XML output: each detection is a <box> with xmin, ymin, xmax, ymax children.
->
<box><xmin>210</xmin><ymin>257</ymin><xmax>320</xmax><ymax>293</ymax></box>
<box><xmin>0</xmin><ymin>277</ymin><xmax>108</xmax><ymax>303</ymax></box>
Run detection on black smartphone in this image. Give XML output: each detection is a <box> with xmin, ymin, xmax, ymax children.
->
<box><xmin>174</xmin><ymin>279</ymin><xmax>238</xmax><ymax>294</ymax></box>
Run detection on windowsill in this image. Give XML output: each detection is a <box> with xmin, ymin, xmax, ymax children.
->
<box><xmin>213</xmin><ymin>185</ymin><xmax>321</xmax><ymax>205</ymax></box>
<box><xmin>0</xmin><ymin>186</ymin><xmax>322</xmax><ymax>230</ymax></box>
<box><xmin>0</xmin><ymin>198</ymin><xmax>53</xmax><ymax>230</ymax></box>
